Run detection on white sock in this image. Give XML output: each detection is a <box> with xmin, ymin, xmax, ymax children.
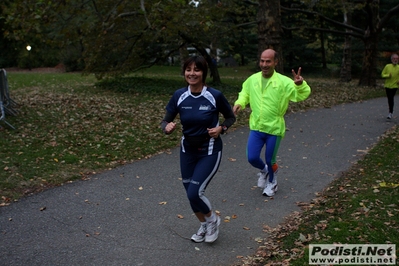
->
<box><xmin>205</xmin><ymin>212</ymin><xmax>215</xmax><ymax>222</ymax></box>
<box><xmin>262</xmin><ymin>165</ymin><xmax>267</xmax><ymax>173</ymax></box>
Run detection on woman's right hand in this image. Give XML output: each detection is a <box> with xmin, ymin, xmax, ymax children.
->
<box><xmin>165</xmin><ymin>122</ymin><xmax>176</xmax><ymax>134</ymax></box>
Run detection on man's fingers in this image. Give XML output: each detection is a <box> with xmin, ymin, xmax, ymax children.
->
<box><xmin>292</xmin><ymin>67</ymin><xmax>302</xmax><ymax>79</ymax></box>
<box><xmin>297</xmin><ymin>67</ymin><xmax>302</xmax><ymax>77</ymax></box>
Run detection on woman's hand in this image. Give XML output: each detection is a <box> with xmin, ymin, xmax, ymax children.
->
<box><xmin>165</xmin><ymin>122</ymin><xmax>176</xmax><ymax>134</ymax></box>
<box><xmin>207</xmin><ymin>126</ymin><xmax>223</xmax><ymax>138</ymax></box>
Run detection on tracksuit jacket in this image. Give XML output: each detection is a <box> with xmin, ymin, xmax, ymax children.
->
<box><xmin>234</xmin><ymin>71</ymin><xmax>311</xmax><ymax>138</ymax></box>
<box><xmin>381</xmin><ymin>64</ymin><xmax>399</xmax><ymax>89</ymax></box>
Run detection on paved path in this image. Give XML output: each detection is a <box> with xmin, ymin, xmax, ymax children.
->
<box><xmin>0</xmin><ymin>97</ymin><xmax>397</xmax><ymax>266</ymax></box>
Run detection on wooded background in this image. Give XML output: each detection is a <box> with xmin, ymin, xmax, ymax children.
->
<box><xmin>1</xmin><ymin>0</ymin><xmax>398</xmax><ymax>86</ymax></box>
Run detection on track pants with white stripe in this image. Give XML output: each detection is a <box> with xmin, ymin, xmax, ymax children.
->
<box><xmin>180</xmin><ymin>150</ymin><xmax>222</xmax><ymax>214</ymax></box>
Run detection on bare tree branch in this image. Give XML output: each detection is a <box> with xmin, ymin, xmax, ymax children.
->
<box><xmin>379</xmin><ymin>4</ymin><xmax>399</xmax><ymax>30</ymax></box>
<box><xmin>141</xmin><ymin>0</ymin><xmax>152</xmax><ymax>28</ymax></box>
<box><xmin>118</xmin><ymin>12</ymin><xmax>140</xmax><ymax>18</ymax></box>
<box><xmin>243</xmin><ymin>0</ymin><xmax>258</xmax><ymax>6</ymax></box>
<box><xmin>281</xmin><ymin>5</ymin><xmax>365</xmax><ymax>36</ymax></box>
<box><xmin>282</xmin><ymin>26</ymin><xmax>363</xmax><ymax>39</ymax></box>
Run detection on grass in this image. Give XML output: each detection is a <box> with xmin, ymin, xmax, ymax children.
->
<box><xmin>1</xmin><ymin>65</ymin><xmax>396</xmax><ymax>264</ymax></box>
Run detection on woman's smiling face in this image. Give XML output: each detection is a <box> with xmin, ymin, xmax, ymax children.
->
<box><xmin>185</xmin><ymin>62</ymin><xmax>203</xmax><ymax>87</ymax></box>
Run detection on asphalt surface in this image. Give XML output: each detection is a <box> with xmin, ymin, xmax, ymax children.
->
<box><xmin>0</xmin><ymin>97</ymin><xmax>397</xmax><ymax>266</ymax></box>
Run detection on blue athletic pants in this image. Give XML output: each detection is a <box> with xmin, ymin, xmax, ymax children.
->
<box><xmin>180</xmin><ymin>150</ymin><xmax>221</xmax><ymax>214</ymax></box>
<box><xmin>247</xmin><ymin>130</ymin><xmax>281</xmax><ymax>182</ymax></box>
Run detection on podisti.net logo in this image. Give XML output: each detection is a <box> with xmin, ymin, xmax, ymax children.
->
<box><xmin>309</xmin><ymin>244</ymin><xmax>396</xmax><ymax>265</ymax></box>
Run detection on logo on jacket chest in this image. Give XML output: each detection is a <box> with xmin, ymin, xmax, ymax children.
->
<box><xmin>199</xmin><ymin>105</ymin><xmax>211</xmax><ymax>111</ymax></box>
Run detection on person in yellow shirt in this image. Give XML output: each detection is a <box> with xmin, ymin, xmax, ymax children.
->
<box><xmin>381</xmin><ymin>53</ymin><xmax>399</xmax><ymax>119</ymax></box>
<box><xmin>233</xmin><ymin>49</ymin><xmax>311</xmax><ymax>197</ymax></box>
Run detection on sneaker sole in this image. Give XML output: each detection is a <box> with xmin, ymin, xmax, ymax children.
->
<box><xmin>262</xmin><ymin>191</ymin><xmax>274</xmax><ymax>197</ymax></box>
<box><xmin>191</xmin><ymin>237</ymin><xmax>205</xmax><ymax>243</ymax></box>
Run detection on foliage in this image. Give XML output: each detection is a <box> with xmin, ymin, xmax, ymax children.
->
<box><xmin>2</xmin><ymin>0</ymin><xmax>399</xmax><ymax>85</ymax></box>
<box><xmin>0</xmin><ymin>6</ymin><xmax>19</xmax><ymax>68</ymax></box>
<box><xmin>50</xmin><ymin>0</ymin><xmax>251</xmax><ymax>78</ymax></box>
<box><xmin>1</xmin><ymin>0</ymin><xmax>62</xmax><ymax>68</ymax></box>
<box><xmin>217</xmin><ymin>1</ymin><xmax>258</xmax><ymax>65</ymax></box>
<box><xmin>281</xmin><ymin>0</ymin><xmax>399</xmax><ymax>86</ymax></box>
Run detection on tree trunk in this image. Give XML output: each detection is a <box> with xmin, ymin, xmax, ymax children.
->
<box><xmin>179</xmin><ymin>44</ymin><xmax>189</xmax><ymax>75</ymax></box>
<box><xmin>320</xmin><ymin>31</ymin><xmax>327</xmax><ymax>69</ymax></box>
<box><xmin>340</xmin><ymin>35</ymin><xmax>352</xmax><ymax>82</ymax></box>
<box><xmin>358</xmin><ymin>0</ymin><xmax>379</xmax><ymax>86</ymax></box>
<box><xmin>178</xmin><ymin>32</ymin><xmax>221</xmax><ymax>84</ymax></box>
<box><xmin>257</xmin><ymin>0</ymin><xmax>283</xmax><ymax>72</ymax></box>
<box><xmin>340</xmin><ymin>12</ymin><xmax>352</xmax><ymax>83</ymax></box>
<box><xmin>358</xmin><ymin>36</ymin><xmax>378</xmax><ymax>86</ymax></box>
<box><xmin>240</xmin><ymin>53</ymin><xmax>245</xmax><ymax>66</ymax></box>
<box><xmin>193</xmin><ymin>45</ymin><xmax>221</xmax><ymax>84</ymax></box>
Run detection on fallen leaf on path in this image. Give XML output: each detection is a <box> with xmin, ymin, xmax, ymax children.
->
<box><xmin>255</xmin><ymin>237</ymin><xmax>263</xmax><ymax>243</ymax></box>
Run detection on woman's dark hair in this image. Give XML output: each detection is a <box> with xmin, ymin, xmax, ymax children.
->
<box><xmin>183</xmin><ymin>56</ymin><xmax>208</xmax><ymax>83</ymax></box>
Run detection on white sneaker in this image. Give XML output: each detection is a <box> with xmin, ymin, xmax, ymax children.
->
<box><xmin>387</xmin><ymin>113</ymin><xmax>393</xmax><ymax>119</ymax></box>
<box><xmin>205</xmin><ymin>215</ymin><xmax>220</xmax><ymax>243</ymax></box>
<box><xmin>191</xmin><ymin>224</ymin><xmax>206</xmax><ymax>243</ymax></box>
<box><xmin>257</xmin><ymin>171</ymin><xmax>269</xmax><ymax>188</ymax></box>
<box><xmin>262</xmin><ymin>175</ymin><xmax>278</xmax><ymax>197</ymax></box>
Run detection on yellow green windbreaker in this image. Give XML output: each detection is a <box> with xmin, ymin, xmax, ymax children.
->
<box><xmin>381</xmin><ymin>64</ymin><xmax>399</xmax><ymax>89</ymax></box>
<box><xmin>234</xmin><ymin>71</ymin><xmax>311</xmax><ymax>137</ymax></box>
